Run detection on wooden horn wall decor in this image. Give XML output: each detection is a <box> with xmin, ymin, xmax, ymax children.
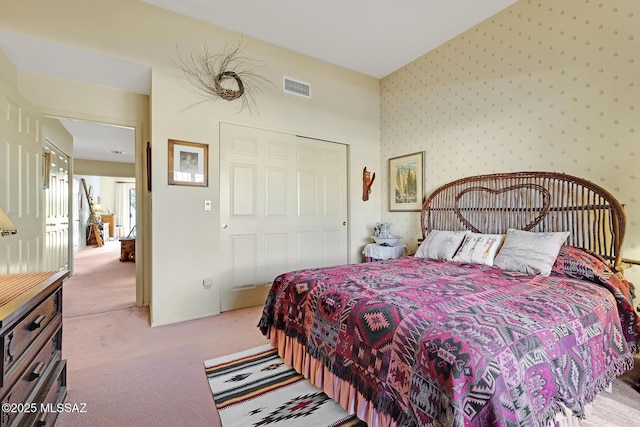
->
<box><xmin>362</xmin><ymin>167</ymin><xmax>375</xmax><ymax>201</ymax></box>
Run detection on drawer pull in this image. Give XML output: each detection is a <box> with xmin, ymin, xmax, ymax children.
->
<box><xmin>30</xmin><ymin>314</ymin><xmax>47</xmax><ymax>330</ymax></box>
<box><xmin>36</xmin><ymin>413</ymin><xmax>47</xmax><ymax>426</ymax></box>
<box><xmin>30</xmin><ymin>361</ymin><xmax>46</xmax><ymax>381</ymax></box>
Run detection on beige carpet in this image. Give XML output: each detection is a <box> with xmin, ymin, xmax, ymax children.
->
<box><xmin>578</xmin><ymin>389</ymin><xmax>640</xmax><ymax>427</ymax></box>
<box><xmin>63</xmin><ymin>240</ymin><xmax>136</xmax><ymax>318</ymax></box>
<box><xmin>578</xmin><ymin>358</ymin><xmax>640</xmax><ymax>426</ymax></box>
<box><xmin>58</xmin><ymin>242</ymin><xmax>268</xmax><ymax>426</ymax></box>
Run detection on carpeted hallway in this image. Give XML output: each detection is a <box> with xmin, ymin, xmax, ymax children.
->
<box><xmin>57</xmin><ymin>242</ymin><xmax>640</xmax><ymax>426</ymax></box>
<box><xmin>58</xmin><ymin>241</ymin><xmax>267</xmax><ymax>426</ymax></box>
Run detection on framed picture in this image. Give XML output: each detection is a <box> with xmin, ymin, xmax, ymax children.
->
<box><xmin>389</xmin><ymin>151</ymin><xmax>424</xmax><ymax>211</ymax></box>
<box><xmin>168</xmin><ymin>139</ymin><xmax>208</xmax><ymax>187</ymax></box>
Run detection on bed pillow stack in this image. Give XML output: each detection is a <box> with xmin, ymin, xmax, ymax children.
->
<box><xmin>416</xmin><ymin>228</ymin><xmax>571</xmax><ymax>276</ymax></box>
<box><xmin>493</xmin><ymin>229</ymin><xmax>570</xmax><ymax>276</ymax></box>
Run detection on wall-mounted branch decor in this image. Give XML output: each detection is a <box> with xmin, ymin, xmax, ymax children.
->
<box><xmin>362</xmin><ymin>167</ymin><xmax>375</xmax><ymax>201</ymax></box>
<box><xmin>173</xmin><ymin>38</ymin><xmax>275</xmax><ymax>113</ymax></box>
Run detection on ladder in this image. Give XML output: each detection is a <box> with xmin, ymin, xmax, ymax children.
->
<box><xmin>81</xmin><ymin>178</ymin><xmax>103</xmax><ymax>247</ymax></box>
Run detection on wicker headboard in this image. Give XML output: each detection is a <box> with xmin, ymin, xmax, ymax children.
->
<box><xmin>421</xmin><ymin>171</ymin><xmax>626</xmax><ymax>270</ymax></box>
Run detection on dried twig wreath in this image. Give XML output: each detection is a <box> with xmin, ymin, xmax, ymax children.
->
<box><xmin>173</xmin><ymin>39</ymin><xmax>274</xmax><ymax>113</ymax></box>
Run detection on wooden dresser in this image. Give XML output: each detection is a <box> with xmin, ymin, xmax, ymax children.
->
<box><xmin>0</xmin><ymin>271</ymin><xmax>69</xmax><ymax>427</ymax></box>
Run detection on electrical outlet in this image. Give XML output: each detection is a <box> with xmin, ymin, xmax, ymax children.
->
<box><xmin>203</xmin><ymin>277</ymin><xmax>214</xmax><ymax>289</ymax></box>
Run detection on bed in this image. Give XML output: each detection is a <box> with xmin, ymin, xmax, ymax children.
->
<box><xmin>258</xmin><ymin>171</ymin><xmax>640</xmax><ymax>427</ymax></box>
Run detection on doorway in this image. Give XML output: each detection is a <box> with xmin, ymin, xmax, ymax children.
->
<box><xmin>69</xmin><ymin>174</ymin><xmax>138</xmax><ymax>317</ymax></box>
<box><xmin>43</xmin><ymin>139</ymin><xmax>70</xmax><ymax>272</ymax></box>
<box><xmin>55</xmin><ymin>117</ymin><xmax>143</xmax><ymax>315</ymax></box>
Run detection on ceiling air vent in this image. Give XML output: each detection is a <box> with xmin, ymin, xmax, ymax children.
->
<box><xmin>283</xmin><ymin>76</ymin><xmax>311</xmax><ymax>98</ymax></box>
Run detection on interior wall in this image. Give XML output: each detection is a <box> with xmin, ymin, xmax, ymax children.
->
<box><xmin>1</xmin><ymin>0</ymin><xmax>382</xmax><ymax>325</ymax></box>
<box><xmin>99</xmin><ymin>177</ymin><xmax>118</xmax><ymax>215</ymax></box>
<box><xmin>150</xmin><ymin>18</ymin><xmax>380</xmax><ymax>325</ymax></box>
<box><xmin>0</xmin><ymin>47</ymin><xmax>17</xmax><ymax>88</ymax></box>
<box><xmin>42</xmin><ymin>117</ymin><xmax>72</xmax><ymax>155</ymax></box>
<box><xmin>74</xmin><ymin>159</ymin><xmax>135</xmax><ymax>177</ymax></box>
<box><xmin>380</xmin><ymin>0</ymin><xmax>640</xmax><ymax>285</ymax></box>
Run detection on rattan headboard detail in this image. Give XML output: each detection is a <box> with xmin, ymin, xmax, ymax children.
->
<box><xmin>421</xmin><ymin>172</ymin><xmax>626</xmax><ymax>270</ymax></box>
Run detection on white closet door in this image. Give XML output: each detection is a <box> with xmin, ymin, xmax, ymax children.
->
<box><xmin>44</xmin><ymin>141</ymin><xmax>69</xmax><ymax>271</ymax></box>
<box><xmin>219</xmin><ymin>123</ymin><xmax>348</xmax><ymax>312</ymax></box>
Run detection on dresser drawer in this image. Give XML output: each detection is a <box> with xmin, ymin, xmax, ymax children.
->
<box><xmin>1</xmin><ymin>288</ymin><xmax>61</xmax><ymax>381</ymax></box>
<box><xmin>26</xmin><ymin>361</ymin><xmax>66</xmax><ymax>427</ymax></box>
<box><xmin>1</xmin><ymin>323</ymin><xmax>61</xmax><ymax>408</ymax></box>
<box><xmin>8</xmin><ymin>360</ymin><xmax>66</xmax><ymax>427</ymax></box>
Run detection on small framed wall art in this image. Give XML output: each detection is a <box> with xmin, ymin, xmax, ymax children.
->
<box><xmin>388</xmin><ymin>151</ymin><xmax>424</xmax><ymax>211</ymax></box>
<box><xmin>168</xmin><ymin>139</ymin><xmax>209</xmax><ymax>187</ymax></box>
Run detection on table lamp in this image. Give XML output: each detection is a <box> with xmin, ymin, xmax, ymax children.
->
<box><xmin>0</xmin><ymin>207</ymin><xmax>18</xmax><ymax>237</ymax></box>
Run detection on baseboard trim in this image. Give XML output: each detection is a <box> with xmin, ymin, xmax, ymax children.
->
<box><xmin>151</xmin><ymin>310</ymin><xmax>220</xmax><ymax>327</ymax></box>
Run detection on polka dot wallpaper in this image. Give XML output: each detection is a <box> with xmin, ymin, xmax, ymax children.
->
<box><xmin>380</xmin><ymin>0</ymin><xmax>639</xmax><ymax>284</ymax></box>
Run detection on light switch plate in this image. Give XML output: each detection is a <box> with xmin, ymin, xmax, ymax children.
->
<box><xmin>204</xmin><ymin>200</ymin><xmax>212</xmax><ymax>211</ymax></box>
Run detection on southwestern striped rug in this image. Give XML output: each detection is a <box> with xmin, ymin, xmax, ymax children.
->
<box><xmin>205</xmin><ymin>344</ymin><xmax>366</xmax><ymax>427</ymax></box>
<box><xmin>206</xmin><ymin>345</ymin><xmax>640</xmax><ymax>427</ymax></box>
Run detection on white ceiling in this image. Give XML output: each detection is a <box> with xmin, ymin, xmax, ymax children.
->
<box><xmin>141</xmin><ymin>0</ymin><xmax>518</xmax><ymax>79</ymax></box>
<box><xmin>0</xmin><ymin>29</ymin><xmax>146</xmax><ymax>164</ymax></box>
<box><xmin>56</xmin><ymin>119</ymin><xmax>136</xmax><ymax>164</ymax></box>
<box><xmin>0</xmin><ymin>0</ymin><xmax>518</xmax><ymax>164</ymax></box>
<box><xmin>0</xmin><ymin>29</ymin><xmax>151</xmax><ymax>96</ymax></box>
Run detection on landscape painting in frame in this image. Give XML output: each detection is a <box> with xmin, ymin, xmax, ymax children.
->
<box><xmin>389</xmin><ymin>151</ymin><xmax>424</xmax><ymax>211</ymax></box>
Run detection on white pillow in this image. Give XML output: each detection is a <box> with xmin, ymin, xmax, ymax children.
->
<box><xmin>494</xmin><ymin>229</ymin><xmax>570</xmax><ymax>276</ymax></box>
<box><xmin>415</xmin><ymin>230</ymin><xmax>469</xmax><ymax>260</ymax></box>
<box><xmin>452</xmin><ymin>233</ymin><xmax>505</xmax><ymax>266</ymax></box>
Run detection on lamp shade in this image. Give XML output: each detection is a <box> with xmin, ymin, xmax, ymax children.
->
<box><xmin>0</xmin><ymin>207</ymin><xmax>18</xmax><ymax>237</ymax></box>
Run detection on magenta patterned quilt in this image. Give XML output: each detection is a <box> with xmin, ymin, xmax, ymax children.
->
<box><xmin>258</xmin><ymin>246</ymin><xmax>640</xmax><ymax>427</ymax></box>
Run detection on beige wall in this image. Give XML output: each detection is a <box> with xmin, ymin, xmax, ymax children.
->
<box><xmin>0</xmin><ymin>47</ymin><xmax>17</xmax><ymax>88</ymax></box>
<box><xmin>42</xmin><ymin>117</ymin><xmax>73</xmax><ymax>155</ymax></box>
<box><xmin>148</xmin><ymin>19</ymin><xmax>380</xmax><ymax>325</ymax></box>
<box><xmin>1</xmin><ymin>0</ymin><xmax>381</xmax><ymax>325</ymax></box>
<box><xmin>74</xmin><ymin>159</ymin><xmax>135</xmax><ymax>178</ymax></box>
<box><xmin>381</xmin><ymin>0</ymin><xmax>640</xmax><ymax>284</ymax></box>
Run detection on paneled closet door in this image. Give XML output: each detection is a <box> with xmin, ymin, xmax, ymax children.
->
<box><xmin>219</xmin><ymin>123</ymin><xmax>348</xmax><ymax>312</ymax></box>
<box><xmin>43</xmin><ymin>141</ymin><xmax>69</xmax><ymax>271</ymax></box>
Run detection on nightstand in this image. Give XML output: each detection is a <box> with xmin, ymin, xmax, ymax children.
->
<box><xmin>363</xmin><ymin>243</ymin><xmax>407</xmax><ymax>262</ymax></box>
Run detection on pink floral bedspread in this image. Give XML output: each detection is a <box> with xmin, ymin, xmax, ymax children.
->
<box><xmin>258</xmin><ymin>246</ymin><xmax>639</xmax><ymax>426</ymax></box>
